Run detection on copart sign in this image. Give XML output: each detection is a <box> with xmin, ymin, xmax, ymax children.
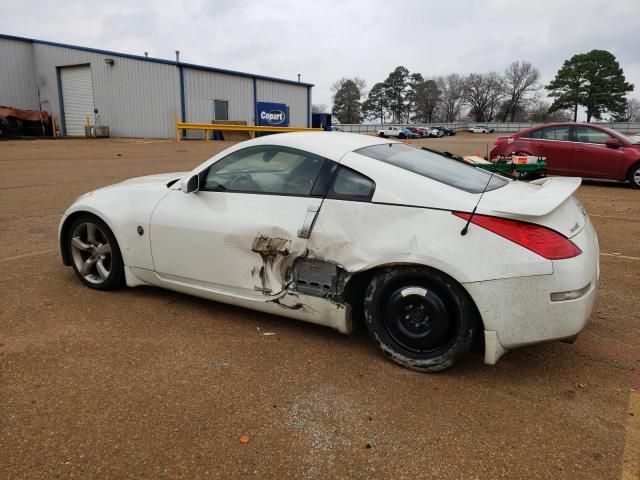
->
<box><xmin>257</xmin><ymin>102</ymin><xmax>289</xmax><ymax>126</ymax></box>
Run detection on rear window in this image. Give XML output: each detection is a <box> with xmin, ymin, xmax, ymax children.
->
<box><xmin>356</xmin><ymin>143</ymin><xmax>508</xmax><ymax>193</ymax></box>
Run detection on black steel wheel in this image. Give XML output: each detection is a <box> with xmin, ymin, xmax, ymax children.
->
<box><xmin>364</xmin><ymin>266</ymin><xmax>478</xmax><ymax>372</ymax></box>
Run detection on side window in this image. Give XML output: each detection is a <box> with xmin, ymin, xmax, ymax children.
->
<box><xmin>202</xmin><ymin>146</ymin><xmax>325</xmax><ymax>196</ymax></box>
<box><xmin>574</xmin><ymin>126</ymin><xmax>614</xmax><ymax>145</ymax></box>
<box><xmin>524</xmin><ymin>128</ymin><xmax>542</xmax><ymax>139</ymax></box>
<box><xmin>327</xmin><ymin>166</ymin><xmax>375</xmax><ymax>201</ymax></box>
<box><xmin>541</xmin><ymin>126</ymin><xmax>570</xmax><ymax>141</ymax></box>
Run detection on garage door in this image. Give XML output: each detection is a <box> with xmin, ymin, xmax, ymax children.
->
<box><xmin>60</xmin><ymin>65</ymin><xmax>95</xmax><ymax>136</ymax></box>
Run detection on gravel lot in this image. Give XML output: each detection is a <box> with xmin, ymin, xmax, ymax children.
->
<box><xmin>1</xmin><ymin>134</ymin><xmax>639</xmax><ymax>479</ymax></box>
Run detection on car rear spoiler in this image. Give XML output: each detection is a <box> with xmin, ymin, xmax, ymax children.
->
<box><xmin>492</xmin><ymin>177</ymin><xmax>582</xmax><ymax>217</ymax></box>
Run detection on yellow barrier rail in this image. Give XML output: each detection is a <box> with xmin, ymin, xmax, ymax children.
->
<box><xmin>175</xmin><ymin>116</ymin><xmax>322</xmax><ymax>141</ymax></box>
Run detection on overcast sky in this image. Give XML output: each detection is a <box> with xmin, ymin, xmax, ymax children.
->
<box><xmin>2</xmin><ymin>0</ymin><xmax>639</xmax><ymax>111</ymax></box>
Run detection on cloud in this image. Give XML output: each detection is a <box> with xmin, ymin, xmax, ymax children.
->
<box><xmin>2</xmin><ymin>0</ymin><xmax>639</xmax><ymax>108</ymax></box>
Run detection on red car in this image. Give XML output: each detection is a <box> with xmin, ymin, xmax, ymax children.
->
<box><xmin>490</xmin><ymin>123</ymin><xmax>640</xmax><ymax>188</ymax></box>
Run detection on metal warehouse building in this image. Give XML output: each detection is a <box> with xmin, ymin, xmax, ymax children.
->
<box><xmin>0</xmin><ymin>34</ymin><xmax>313</xmax><ymax>138</ymax></box>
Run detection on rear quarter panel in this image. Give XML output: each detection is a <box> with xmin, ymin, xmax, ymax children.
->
<box><xmin>308</xmin><ymin>200</ymin><xmax>552</xmax><ymax>283</ymax></box>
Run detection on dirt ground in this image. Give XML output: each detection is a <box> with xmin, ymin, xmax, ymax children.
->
<box><xmin>1</xmin><ymin>134</ymin><xmax>639</xmax><ymax>479</ymax></box>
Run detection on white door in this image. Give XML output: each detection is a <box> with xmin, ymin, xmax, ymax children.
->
<box><xmin>150</xmin><ymin>145</ymin><xmax>329</xmax><ymax>299</ymax></box>
<box><xmin>60</xmin><ymin>65</ymin><xmax>95</xmax><ymax>136</ymax></box>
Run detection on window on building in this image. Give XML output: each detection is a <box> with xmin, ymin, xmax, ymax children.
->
<box><xmin>214</xmin><ymin>100</ymin><xmax>229</xmax><ymax>121</ymax></box>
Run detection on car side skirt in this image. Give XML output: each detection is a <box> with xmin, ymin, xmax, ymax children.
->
<box><xmin>127</xmin><ymin>267</ymin><xmax>353</xmax><ymax>334</ymax></box>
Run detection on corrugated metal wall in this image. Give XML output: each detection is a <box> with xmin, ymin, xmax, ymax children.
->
<box><xmin>256</xmin><ymin>79</ymin><xmax>309</xmax><ymax>127</ymax></box>
<box><xmin>0</xmin><ymin>37</ymin><xmax>312</xmax><ymax>137</ymax></box>
<box><xmin>0</xmin><ymin>39</ymin><xmax>39</xmax><ymax>109</ymax></box>
<box><xmin>183</xmin><ymin>68</ymin><xmax>254</xmax><ymax>124</ymax></box>
<box><xmin>33</xmin><ymin>44</ymin><xmax>181</xmax><ymax>138</ymax></box>
<box><xmin>183</xmin><ymin>68</ymin><xmax>255</xmax><ymax>138</ymax></box>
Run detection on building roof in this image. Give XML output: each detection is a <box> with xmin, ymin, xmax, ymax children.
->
<box><xmin>0</xmin><ymin>33</ymin><xmax>314</xmax><ymax>87</ymax></box>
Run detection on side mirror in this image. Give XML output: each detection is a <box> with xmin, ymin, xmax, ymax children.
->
<box><xmin>605</xmin><ymin>138</ymin><xmax>622</xmax><ymax>148</ymax></box>
<box><xmin>180</xmin><ymin>174</ymin><xmax>199</xmax><ymax>193</ymax></box>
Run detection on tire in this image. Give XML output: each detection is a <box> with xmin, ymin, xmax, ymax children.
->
<box><xmin>627</xmin><ymin>163</ymin><xmax>640</xmax><ymax>189</ymax></box>
<box><xmin>399</xmin><ymin>133</ymin><xmax>406</xmax><ymax>139</ymax></box>
<box><xmin>67</xmin><ymin>214</ymin><xmax>125</xmax><ymax>290</ymax></box>
<box><xmin>364</xmin><ymin>266</ymin><xmax>478</xmax><ymax>372</ymax></box>
<box><xmin>378</xmin><ymin>132</ymin><xmax>385</xmax><ymax>138</ymax></box>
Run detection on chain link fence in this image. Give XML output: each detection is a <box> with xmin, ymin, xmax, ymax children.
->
<box><xmin>335</xmin><ymin>122</ymin><xmax>640</xmax><ymax>135</ymax></box>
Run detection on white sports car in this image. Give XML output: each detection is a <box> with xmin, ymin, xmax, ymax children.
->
<box><xmin>59</xmin><ymin>132</ymin><xmax>599</xmax><ymax>372</ymax></box>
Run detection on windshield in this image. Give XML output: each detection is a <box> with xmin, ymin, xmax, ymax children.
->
<box><xmin>356</xmin><ymin>143</ymin><xmax>508</xmax><ymax>193</ymax></box>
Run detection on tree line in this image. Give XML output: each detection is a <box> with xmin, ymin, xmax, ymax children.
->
<box><xmin>319</xmin><ymin>50</ymin><xmax>638</xmax><ymax>124</ymax></box>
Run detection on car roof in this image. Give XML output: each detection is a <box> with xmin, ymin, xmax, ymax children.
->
<box><xmin>518</xmin><ymin>122</ymin><xmax>616</xmax><ymax>134</ymax></box>
<box><xmin>233</xmin><ymin>131</ymin><xmax>394</xmax><ymax>161</ymax></box>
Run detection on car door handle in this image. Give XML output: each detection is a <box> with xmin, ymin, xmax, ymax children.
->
<box><xmin>535</xmin><ymin>143</ymin><xmax>545</xmax><ymax>148</ymax></box>
<box><xmin>575</xmin><ymin>148</ymin><xmax>585</xmax><ymax>152</ymax></box>
<box><xmin>297</xmin><ymin>205</ymin><xmax>320</xmax><ymax>239</ymax></box>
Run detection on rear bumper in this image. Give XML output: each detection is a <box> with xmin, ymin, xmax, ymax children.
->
<box><xmin>463</xmin><ymin>218</ymin><xmax>600</xmax><ymax>364</ymax></box>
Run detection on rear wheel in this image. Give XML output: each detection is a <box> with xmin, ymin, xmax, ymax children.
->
<box><xmin>628</xmin><ymin>164</ymin><xmax>640</xmax><ymax>189</ymax></box>
<box><xmin>364</xmin><ymin>267</ymin><xmax>478</xmax><ymax>372</ymax></box>
<box><xmin>67</xmin><ymin>214</ymin><xmax>125</xmax><ymax>290</ymax></box>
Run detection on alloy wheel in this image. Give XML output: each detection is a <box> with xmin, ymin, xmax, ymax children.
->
<box><xmin>70</xmin><ymin>222</ymin><xmax>113</xmax><ymax>284</ymax></box>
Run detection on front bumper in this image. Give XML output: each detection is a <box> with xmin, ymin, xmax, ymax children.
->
<box><xmin>463</xmin><ymin>218</ymin><xmax>599</xmax><ymax>364</ymax></box>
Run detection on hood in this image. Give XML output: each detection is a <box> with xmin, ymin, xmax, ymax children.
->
<box><xmin>118</xmin><ymin>171</ymin><xmax>188</xmax><ymax>186</ymax></box>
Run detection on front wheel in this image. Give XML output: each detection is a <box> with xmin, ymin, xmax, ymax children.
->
<box><xmin>628</xmin><ymin>164</ymin><xmax>640</xmax><ymax>189</ymax></box>
<box><xmin>67</xmin><ymin>214</ymin><xmax>125</xmax><ymax>290</ymax></box>
<box><xmin>364</xmin><ymin>267</ymin><xmax>478</xmax><ymax>372</ymax></box>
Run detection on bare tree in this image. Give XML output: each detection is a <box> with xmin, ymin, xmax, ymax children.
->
<box><xmin>501</xmin><ymin>61</ymin><xmax>540</xmax><ymax>121</ymax></box>
<box><xmin>527</xmin><ymin>98</ymin><xmax>572</xmax><ymax>122</ymax></box>
<box><xmin>435</xmin><ymin>73</ymin><xmax>465</xmax><ymax>122</ymax></box>
<box><xmin>463</xmin><ymin>72</ymin><xmax>504</xmax><ymax>122</ymax></box>
<box><xmin>613</xmin><ymin>97</ymin><xmax>640</xmax><ymax>121</ymax></box>
<box><xmin>312</xmin><ymin>103</ymin><xmax>329</xmax><ymax>113</ymax></box>
<box><xmin>627</xmin><ymin>98</ymin><xmax>640</xmax><ymax>121</ymax></box>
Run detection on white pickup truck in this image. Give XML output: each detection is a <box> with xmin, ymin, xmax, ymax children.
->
<box><xmin>377</xmin><ymin>126</ymin><xmax>404</xmax><ymax>138</ymax></box>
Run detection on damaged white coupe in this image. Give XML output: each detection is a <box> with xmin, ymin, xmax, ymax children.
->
<box><xmin>59</xmin><ymin>132</ymin><xmax>599</xmax><ymax>372</ymax></box>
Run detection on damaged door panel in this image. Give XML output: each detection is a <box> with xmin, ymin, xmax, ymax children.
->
<box><xmin>251</xmin><ymin>235</ymin><xmax>293</xmax><ymax>295</ymax></box>
<box><xmin>151</xmin><ymin>191</ymin><xmax>324</xmax><ymax>299</ymax></box>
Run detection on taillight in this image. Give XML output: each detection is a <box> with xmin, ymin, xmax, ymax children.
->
<box><xmin>452</xmin><ymin>212</ymin><xmax>581</xmax><ymax>260</ymax></box>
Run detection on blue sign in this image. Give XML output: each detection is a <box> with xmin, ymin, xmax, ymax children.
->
<box><xmin>257</xmin><ymin>102</ymin><xmax>289</xmax><ymax>126</ymax></box>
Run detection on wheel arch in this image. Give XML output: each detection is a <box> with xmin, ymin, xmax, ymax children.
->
<box><xmin>341</xmin><ymin>262</ymin><xmax>484</xmax><ymax>336</ymax></box>
<box><xmin>625</xmin><ymin>161</ymin><xmax>640</xmax><ymax>185</ymax></box>
<box><xmin>59</xmin><ymin>210</ymin><xmax>119</xmax><ymax>266</ymax></box>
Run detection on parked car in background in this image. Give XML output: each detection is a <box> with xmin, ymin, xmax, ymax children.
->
<box><xmin>378</xmin><ymin>126</ymin><xmax>403</xmax><ymax>138</ymax></box>
<box><xmin>415</xmin><ymin>127</ymin><xmax>431</xmax><ymax>138</ymax></box>
<box><xmin>406</xmin><ymin>127</ymin><xmax>427</xmax><ymax>138</ymax></box>
<box><xmin>433</xmin><ymin>126</ymin><xmax>456</xmax><ymax>136</ymax></box>
<box><xmin>490</xmin><ymin>122</ymin><xmax>640</xmax><ymax>188</ymax></box>
<box><xmin>469</xmin><ymin>125</ymin><xmax>495</xmax><ymax>133</ymax></box>
<box><xmin>428</xmin><ymin>128</ymin><xmax>445</xmax><ymax>138</ymax></box>
<box><xmin>398</xmin><ymin>128</ymin><xmax>420</xmax><ymax>139</ymax></box>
